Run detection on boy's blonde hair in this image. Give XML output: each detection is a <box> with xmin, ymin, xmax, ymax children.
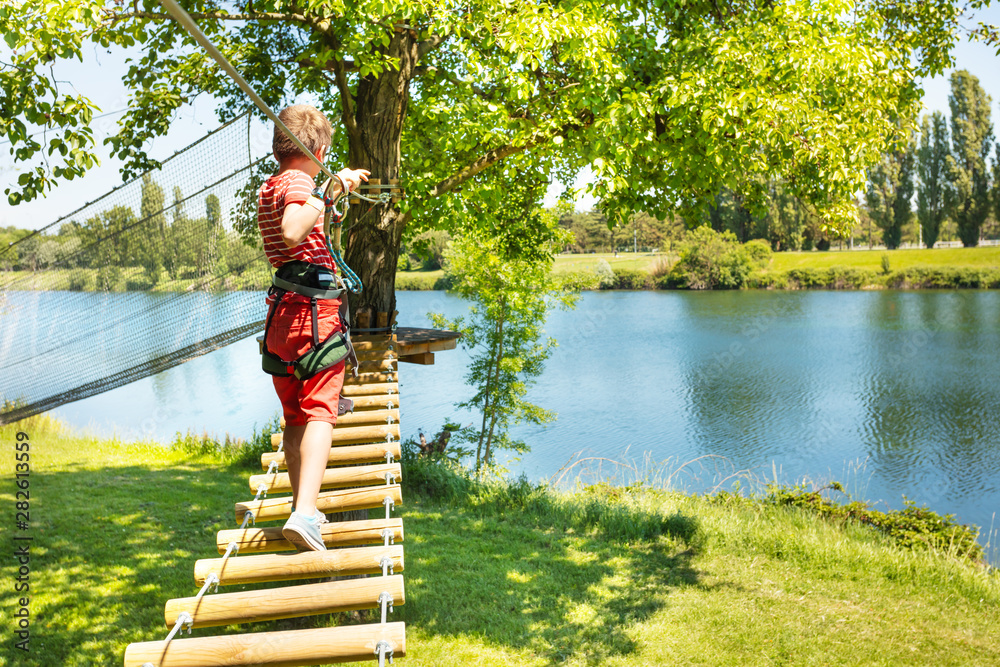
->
<box><xmin>273</xmin><ymin>104</ymin><xmax>333</xmax><ymax>162</ymax></box>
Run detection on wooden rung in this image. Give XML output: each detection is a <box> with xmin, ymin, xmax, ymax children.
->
<box><xmin>337</xmin><ymin>408</ymin><xmax>400</xmax><ymax>427</ymax></box>
<box><xmin>278</xmin><ymin>409</ymin><xmax>400</xmax><ymax>431</ymax></box>
<box><xmin>195</xmin><ymin>544</ymin><xmax>404</xmax><ymax>586</ymax></box>
<box><xmin>124</xmin><ymin>622</ymin><xmax>406</xmax><ymax>667</ymax></box>
<box><xmin>350</xmin><ymin>337</ymin><xmax>395</xmax><ymax>352</ymax></box>
<box><xmin>347</xmin><ymin>358</ymin><xmax>397</xmax><ymax>374</ymax></box>
<box><xmin>271</xmin><ymin>423</ymin><xmax>400</xmax><ymax>450</ymax></box>
<box><xmin>331</xmin><ymin>423</ymin><xmax>399</xmax><ymax>444</ymax></box>
<box><xmin>341</xmin><ymin>382</ymin><xmax>399</xmax><ymax>397</ymax></box>
<box><xmin>261</xmin><ymin>441</ymin><xmax>401</xmax><ymax>471</ymax></box>
<box><xmin>345</xmin><ymin>394</ymin><xmax>400</xmax><ymax>411</ymax></box>
<box><xmin>236</xmin><ymin>485</ymin><xmax>403</xmax><ymax>523</ymax></box>
<box><xmin>353</xmin><ymin>332</ymin><xmax>395</xmax><ymax>342</ymax></box>
<box><xmin>217</xmin><ymin>518</ymin><xmax>403</xmax><ymax>554</ymax></box>
<box><xmin>354</xmin><ymin>348</ymin><xmax>397</xmax><ymax>362</ymax></box>
<box><xmin>344</xmin><ymin>371</ymin><xmax>397</xmax><ymax>386</ymax></box>
<box><xmin>164</xmin><ymin>575</ymin><xmax>406</xmax><ymax>628</ymax></box>
<box><xmin>250</xmin><ymin>462</ymin><xmax>401</xmax><ymax>493</ymax></box>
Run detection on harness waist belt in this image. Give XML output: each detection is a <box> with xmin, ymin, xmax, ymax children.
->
<box><xmin>272</xmin><ymin>276</ymin><xmax>344</xmax><ymax>300</ymax></box>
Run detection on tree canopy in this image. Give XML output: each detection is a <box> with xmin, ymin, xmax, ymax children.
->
<box><xmin>1</xmin><ymin>0</ymin><xmax>979</xmax><ymax>312</ymax></box>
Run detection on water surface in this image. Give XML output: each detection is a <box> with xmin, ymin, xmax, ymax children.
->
<box><xmin>38</xmin><ymin>289</ymin><xmax>1000</xmax><ymax>554</ymax></box>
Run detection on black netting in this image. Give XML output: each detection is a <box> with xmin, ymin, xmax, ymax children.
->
<box><xmin>0</xmin><ymin>114</ymin><xmax>276</xmax><ymax>424</ymax></box>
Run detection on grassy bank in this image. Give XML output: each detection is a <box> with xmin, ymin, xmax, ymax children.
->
<box><xmin>1</xmin><ymin>417</ymin><xmax>998</xmax><ymax>666</ymax></box>
<box><xmin>396</xmin><ymin>246</ymin><xmax>1000</xmax><ymax>291</ymax></box>
<box><xmin>7</xmin><ymin>247</ymin><xmax>1000</xmax><ymax>293</ymax></box>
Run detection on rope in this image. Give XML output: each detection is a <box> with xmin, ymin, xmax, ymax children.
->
<box><xmin>157</xmin><ymin>0</ymin><xmax>398</xmax><ymax>217</ymax></box>
<box><xmin>158</xmin><ymin>0</ymin><xmax>335</xmax><ymax>183</ymax></box>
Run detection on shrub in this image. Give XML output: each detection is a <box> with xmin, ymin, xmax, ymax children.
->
<box><xmin>170</xmin><ymin>415</ymin><xmax>277</xmax><ymax>467</ymax></box>
<box><xmin>826</xmin><ymin>267</ymin><xmax>877</xmax><ymax>289</ymax></box>
<box><xmin>126</xmin><ymin>274</ymin><xmax>156</xmax><ymax>291</ymax></box>
<box><xmin>594</xmin><ymin>259</ymin><xmax>616</xmax><ymax>288</ymax></box>
<box><xmin>612</xmin><ymin>268</ymin><xmax>651</xmax><ymax>289</ymax></box>
<box><xmin>669</xmin><ymin>226</ymin><xmax>755</xmax><ymax>289</ymax></box>
<box><xmin>653</xmin><ymin>272</ymin><xmax>678</xmax><ymax>289</ymax></box>
<box><xmin>558</xmin><ymin>270</ymin><xmax>600</xmax><ymax>291</ymax></box>
<box><xmin>880</xmin><ymin>253</ymin><xmax>891</xmax><ymax>275</ymax></box>
<box><xmin>744</xmin><ymin>238</ymin><xmax>773</xmax><ymax>266</ymax></box>
<box><xmin>783</xmin><ymin>267</ymin><xmax>876</xmax><ymax>289</ymax></box>
<box><xmin>764</xmin><ymin>482</ymin><xmax>984</xmax><ymax>564</ymax></box>
<box><xmin>96</xmin><ymin>265</ymin><xmax>125</xmax><ymax>291</ymax></box>
<box><xmin>67</xmin><ymin>271</ymin><xmax>94</xmax><ymax>291</ymax></box>
<box><xmin>886</xmin><ymin>267</ymin><xmax>1000</xmax><ymax>289</ymax></box>
<box><xmin>647</xmin><ymin>254</ymin><xmax>676</xmax><ymax>283</ymax></box>
<box><xmin>760</xmin><ymin>271</ymin><xmax>789</xmax><ymax>289</ymax></box>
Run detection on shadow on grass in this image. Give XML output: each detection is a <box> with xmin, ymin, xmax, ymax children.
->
<box><xmin>397</xmin><ymin>493</ymin><xmax>703</xmax><ymax>666</ymax></box>
<box><xmin>2</xmin><ymin>451</ymin><xmax>705</xmax><ymax>667</ymax></box>
<box><xmin>0</xmin><ymin>458</ymin><xmax>256</xmax><ymax>667</ymax></box>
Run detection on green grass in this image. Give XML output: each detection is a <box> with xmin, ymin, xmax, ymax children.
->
<box><xmin>550</xmin><ymin>253</ymin><xmax>663</xmax><ymax>274</ymax></box>
<box><xmin>1</xmin><ymin>416</ymin><xmax>998</xmax><ymax>666</ymax></box>
<box><xmin>397</xmin><ymin>247</ymin><xmax>1000</xmax><ymax>291</ymax></box>
<box><xmin>767</xmin><ymin>246</ymin><xmax>1000</xmax><ymax>273</ymax></box>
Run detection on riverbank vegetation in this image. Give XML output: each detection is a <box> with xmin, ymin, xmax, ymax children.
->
<box><xmin>397</xmin><ymin>239</ymin><xmax>1000</xmax><ymax>291</ymax></box>
<box><xmin>2</xmin><ymin>415</ymin><xmax>997</xmax><ymax>666</ymax></box>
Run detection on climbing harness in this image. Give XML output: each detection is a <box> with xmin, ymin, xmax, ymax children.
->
<box><xmin>259</xmin><ymin>174</ymin><xmax>372</xmax><ymax>381</ymax></box>
<box><xmin>261</xmin><ymin>254</ymin><xmax>365</xmax><ymax>382</ymax></box>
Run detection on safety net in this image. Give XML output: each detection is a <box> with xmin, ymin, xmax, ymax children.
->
<box><xmin>0</xmin><ymin>113</ymin><xmax>276</xmax><ymax>424</ymax></box>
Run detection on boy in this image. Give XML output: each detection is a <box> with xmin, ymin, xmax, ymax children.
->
<box><xmin>257</xmin><ymin>104</ymin><xmax>369</xmax><ymax>551</ymax></box>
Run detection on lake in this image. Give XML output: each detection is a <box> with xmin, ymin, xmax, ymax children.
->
<box><xmin>42</xmin><ymin>289</ymin><xmax>1000</xmax><ymax>556</ymax></box>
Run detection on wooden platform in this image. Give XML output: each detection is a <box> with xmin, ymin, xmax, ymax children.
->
<box><xmin>394</xmin><ymin>327</ymin><xmax>460</xmax><ymax>365</ymax></box>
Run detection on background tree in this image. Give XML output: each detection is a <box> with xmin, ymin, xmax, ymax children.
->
<box><xmin>1</xmin><ymin>0</ymin><xmax>969</xmax><ymax>319</ymax></box>
<box><xmin>865</xmin><ymin>128</ymin><xmax>917</xmax><ymax>250</ymax></box>
<box><xmin>205</xmin><ymin>193</ymin><xmax>226</xmax><ymax>276</ymax></box>
<box><xmin>559</xmin><ymin>210</ymin><xmax>611</xmax><ymax>253</ymax></box>
<box><xmin>761</xmin><ymin>182</ymin><xmax>807</xmax><ymax>251</ymax></box>
<box><xmin>707</xmin><ymin>189</ymin><xmax>757</xmax><ymax>243</ymax></box>
<box><xmin>993</xmin><ymin>144</ymin><xmax>1000</xmax><ymax>231</ymax></box>
<box><xmin>430</xmin><ymin>172</ymin><xmax>575</xmax><ymax>471</ymax></box>
<box><xmin>917</xmin><ymin>112</ymin><xmax>951</xmax><ymax>248</ymax></box>
<box><xmin>85</xmin><ymin>206</ymin><xmax>137</xmax><ymax>290</ymax></box>
<box><xmin>947</xmin><ymin>70</ymin><xmax>993</xmax><ymax>247</ymax></box>
<box><xmin>139</xmin><ymin>174</ymin><xmax>168</xmax><ymax>282</ymax></box>
<box><xmin>205</xmin><ymin>194</ymin><xmax>221</xmax><ymax>227</ymax></box>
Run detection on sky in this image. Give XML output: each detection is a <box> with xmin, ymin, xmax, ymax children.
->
<box><xmin>2</xmin><ymin>6</ymin><xmax>999</xmax><ymax>230</ymax></box>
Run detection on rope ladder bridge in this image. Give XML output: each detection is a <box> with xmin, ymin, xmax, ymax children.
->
<box><xmin>123</xmin><ymin>327</ymin><xmax>458</xmax><ymax>667</ymax></box>
<box><xmin>113</xmin><ymin>3</ymin><xmax>464</xmax><ymax>662</ymax></box>
<box><xmin>0</xmin><ymin>0</ymin><xmax>461</xmax><ymax>662</ymax></box>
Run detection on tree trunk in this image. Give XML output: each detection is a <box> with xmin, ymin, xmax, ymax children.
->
<box><xmin>340</xmin><ymin>29</ymin><xmax>419</xmax><ymax>325</ymax></box>
<box><xmin>483</xmin><ymin>312</ymin><xmax>506</xmax><ymax>465</ymax></box>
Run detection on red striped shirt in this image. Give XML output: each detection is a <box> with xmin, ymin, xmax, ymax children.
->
<box><xmin>257</xmin><ymin>170</ymin><xmax>336</xmax><ymax>305</ymax></box>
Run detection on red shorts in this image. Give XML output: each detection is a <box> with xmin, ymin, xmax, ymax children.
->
<box><xmin>266</xmin><ymin>298</ymin><xmax>346</xmax><ymax>426</ymax></box>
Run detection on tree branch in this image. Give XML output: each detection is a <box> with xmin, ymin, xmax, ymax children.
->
<box><xmin>397</xmin><ymin>138</ymin><xmax>542</xmax><ymax>227</ymax></box>
<box><xmin>417</xmin><ymin>33</ymin><xmax>447</xmax><ymax>61</ymax></box>
<box><xmin>331</xmin><ymin>56</ymin><xmax>361</xmax><ymax>144</ymax></box>
<box><xmin>295</xmin><ymin>57</ymin><xmax>358</xmax><ymax>72</ymax></box>
<box><xmin>397</xmin><ymin>110</ymin><xmax>595</xmax><ymax>227</ymax></box>
<box><xmin>104</xmin><ymin>10</ymin><xmax>315</xmax><ymax>25</ymax></box>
